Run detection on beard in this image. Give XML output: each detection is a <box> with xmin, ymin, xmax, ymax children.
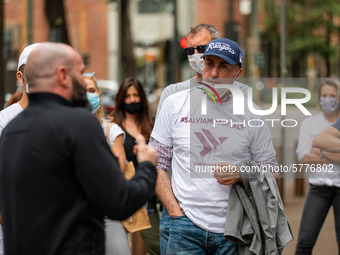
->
<box><xmin>70</xmin><ymin>76</ymin><xmax>89</xmax><ymax>108</ymax></box>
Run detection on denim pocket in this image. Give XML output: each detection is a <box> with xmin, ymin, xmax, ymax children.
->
<box><xmin>169</xmin><ymin>215</ymin><xmax>186</xmax><ymax>220</ymax></box>
<box><xmin>167</xmin><ymin>215</ymin><xmax>203</xmax><ymax>254</ymax></box>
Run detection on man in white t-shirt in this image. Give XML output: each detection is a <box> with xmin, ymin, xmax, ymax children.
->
<box><xmin>149</xmin><ymin>38</ymin><xmax>277</xmax><ymax>254</ymax></box>
<box><xmin>155</xmin><ymin>24</ymin><xmax>221</xmax><ymax>255</ymax></box>
<box><xmin>0</xmin><ymin>43</ymin><xmax>42</xmax><ymax>136</ymax></box>
<box><xmin>0</xmin><ymin>43</ymin><xmax>41</xmax><ymax>255</ymax></box>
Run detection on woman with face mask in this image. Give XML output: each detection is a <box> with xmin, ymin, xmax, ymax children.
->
<box><xmin>84</xmin><ymin>73</ymin><xmax>130</xmax><ymax>255</ymax></box>
<box><xmin>84</xmin><ymin>73</ymin><xmax>127</xmax><ymax>169</ymax></box>
<box><xmin>111</xmin><ymin>77</ymin><xmax>160</xmax><ymax>255</ymax></box>
<box><xmin>111</xmin><ymin>77</ymin><xmax>153</xmax><ymax>169</ymax></box>
<box><xmin>295</xmin><ymin>79</ymin><xmax>340</xmax><ymax>254</ymax></box>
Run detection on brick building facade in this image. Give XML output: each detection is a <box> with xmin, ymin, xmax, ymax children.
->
<box><xmin>3</xmin><ymin>0</ymin><xmax>248</xmax><ymax>94</ymax></box>
<box><xmin>4</xmin><ymin>0</ymin><xmax>108</xmax><ymax>93</ymax></box>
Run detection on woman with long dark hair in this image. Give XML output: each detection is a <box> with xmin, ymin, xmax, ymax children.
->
<box><xmin>111</xmin><ymin>77</ymin><xmax>159</xmax><ymax>255</ymax></box>
<box><xmin>112</xmin><ymin>77</ymin><xmax>153</xmax><ymax>166</ymax></box>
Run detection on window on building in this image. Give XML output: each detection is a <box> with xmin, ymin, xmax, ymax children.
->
<box><xmin>3</xmin><ymin>30</ymin><xmax>12</xmax><ymax>60</ymax></box>
<box><xmin>137</xmin><ymin>0</ymin><xmax>172</xmax><ymax>13</ymax></box>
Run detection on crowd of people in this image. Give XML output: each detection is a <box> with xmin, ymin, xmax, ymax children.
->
<box><xmin>0</xmin><ymin>23</ymin><xmax>339</xmax><ymax>255</ymax></box>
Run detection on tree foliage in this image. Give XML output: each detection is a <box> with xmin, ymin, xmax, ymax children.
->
<box><xmin>44</xmin><ymin>0</ymin><xmax>135</xmax><ymax>78</ymax></box>
<box><xmin>263</xmin><ymin>0</ymin><xmax>340</xmax><ymax>76</ymax></box>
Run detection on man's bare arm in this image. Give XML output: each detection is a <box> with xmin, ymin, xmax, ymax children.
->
<box><xmin>155</xmin><ymin>170</ymin><xmax>183</xmax><ymax>217</ymax></box>
<box><xmin>300</xmin><ymin>148</ymin><xmax>332</xmax><ymax>164</ymax></box>
<box><xmin>321</xmin><ymin>150</ymin><xmax>340</xmax><ymax>163</ymax></box>
<box><xmin>313</xmin><ymin>126</ymin><xmax>340</xmax><ymax>153</ymax></box>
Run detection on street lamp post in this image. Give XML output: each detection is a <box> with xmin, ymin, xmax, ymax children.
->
<box><xmin>170</xmin><ymin>0</ymin><xmax>178</xmax><ymax>84</ymax></box>
<box><xmin>244</xmin><ymin>0</ymin><xmax>260</xmax><ymax>104</ymax></box>
<box><xmin>280</xmin><ymin>0</ymin><xmax>287</xmax><ymax>202</ymax></box>
<box><xmin>27</xmin><ymin>0</ymin><xmax>33</xmax><ymax>44</ymax></box>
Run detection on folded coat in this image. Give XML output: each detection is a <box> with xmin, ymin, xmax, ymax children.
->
<box><xmin>224</xmin><ymin>161</ymin><xmax>293</xmax><ymax>255</ymax></box>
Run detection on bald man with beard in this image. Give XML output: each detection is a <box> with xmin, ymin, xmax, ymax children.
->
<box><xmin>0</xmin><ymin>43</ymin><xmax>158</xmax><ymax>255</ymax></box>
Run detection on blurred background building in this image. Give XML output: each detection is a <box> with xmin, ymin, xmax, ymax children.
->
<box><xmin>2</xmin><ymin>0</ymin><xmax>340</xmax><ymax>102</ymax></box>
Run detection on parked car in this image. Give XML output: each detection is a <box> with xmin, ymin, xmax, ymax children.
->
<box><xmin>97</xmin><ymin>79</ymin><xmax>118</xmax><ymax>114</ymax></box>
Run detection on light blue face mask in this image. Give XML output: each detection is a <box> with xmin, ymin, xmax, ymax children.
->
<box><xmin>86</xmin><ymin>93</ymin><xmax>101</xmax><ymax>113</ymax></box>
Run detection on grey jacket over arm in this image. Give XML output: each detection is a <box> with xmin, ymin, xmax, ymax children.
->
<box><xmin>224</xmin><ymin>161</ymin><xmax>293</xmax><ymax>255</ymax></box>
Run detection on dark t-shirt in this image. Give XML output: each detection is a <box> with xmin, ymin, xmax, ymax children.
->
<box><xmin>124</xmin><ymin>132</ymin><xmax>157</xmax><ymax>204</ymax></box>
<box><xmin>332</xmin><ymin>117</ymin><xmax>340</xmax><ymax>131</ymax></box>
<box><xmin>124</xmin><ymin>132</ymin><xmax>138</xmax><ymax>168</ymax></box>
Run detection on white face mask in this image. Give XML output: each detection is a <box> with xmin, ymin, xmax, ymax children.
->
<box><xmin>19</xmin><ymin>71</ymin><xmax>29</xmax><ymax>94</ymax></box>
<box><xmin>24</xmin><ymin>83</ymin><xmax>29</xmax><ymax>94</ymax></box>
<box><xmin>188</xmin><ymin>53</ymin><xmax>204</xmax><ymax>74</ymax></box>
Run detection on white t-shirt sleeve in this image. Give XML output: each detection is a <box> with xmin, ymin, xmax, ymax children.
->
<box><xmin>109</xmin><ymin>123</ymin><xmax>125</xmax><ymax>145</ymax></box>
<box><xmin>151</xmin><ymin>96</ymin><xmax>174</xmax><ymax>147</ymax></box>
<box><xmin>0</xmin><ymin>102</ymin><xmax>23</xmax><ymax>137</ymax></box>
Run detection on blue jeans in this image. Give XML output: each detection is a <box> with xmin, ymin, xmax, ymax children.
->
<box><xmin>161</xmin><ymin>211</ymin><xmax>238</xmax><ymax>255</ymax></box>
<box><xmin>160</xmin><ymin>209</ymin><xmax>170</xmax><ymax>255</ymax></box>
<box><xmin>295</xmin><ymin>184</ymin><xmax>340</xmax><ymax>255</ymax></box>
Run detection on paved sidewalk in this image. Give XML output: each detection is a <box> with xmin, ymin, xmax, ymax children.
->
<box><xmin>282</xmin><ymin>179</ymin><xmax>337</xmax><ymax>255</ymax></box>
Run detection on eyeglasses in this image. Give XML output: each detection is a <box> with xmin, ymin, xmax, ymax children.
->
<box><xmin>83</xmin><ymin>72</ymin><xmax>95</xmax><ymax>78</ymax></box>
<box><xmin>184</xmin><ymin>45</ymin><xmax>207</xmax><ymax>55</ymax></box>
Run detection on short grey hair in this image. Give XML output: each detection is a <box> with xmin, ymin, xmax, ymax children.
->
<box><xmin>187</xmin><ymin>24</ymin><xmax>221</xmax><ymax>40</ymax></box>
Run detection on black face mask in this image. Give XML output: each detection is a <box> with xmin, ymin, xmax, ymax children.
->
<box><xmin>124</xmin><ymin>102</ymin><xmax>142</xmax><ymax>114</ymax></box>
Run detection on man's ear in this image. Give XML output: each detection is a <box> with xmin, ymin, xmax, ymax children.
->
<box><xmin>16</xmin><ymin>71</ymin><xmax>24</xmax><ymax>84</ymax></box>
<box><xmin>56</xmin><ymin>65</ymin><xmax>70</xmax><ymax>89</ymax></box>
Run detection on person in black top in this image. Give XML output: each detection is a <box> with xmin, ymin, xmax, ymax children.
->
<box><xmin>0</xmin><ymin>42</ymin><xmax>158</xmax><ymax>255</ymax></box>
<box><xmin>112</xmin><ymin>77</ymin><xmax>153</xmax><ymax>168</ymax></box>
<box><xmin>111</xmin><ymin>77</ymin><xmax>160</xmax><ymax>255</ymax></box>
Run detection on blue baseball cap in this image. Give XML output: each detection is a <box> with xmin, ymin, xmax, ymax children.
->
<box><xmin>203</xmin><ymin>38</ymin><xmax>243</xmax><ymax>67</ymax></box>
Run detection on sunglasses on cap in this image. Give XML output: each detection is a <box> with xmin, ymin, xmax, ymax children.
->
<box><xmin>83</xmin><ymin>72</ymin><xmax>95</xmax><ymax>78</ymax></box>
<box><xmin>184</xmin><ymin>45</ymin><xmax>207</xmax><ymax>55</ymax></box>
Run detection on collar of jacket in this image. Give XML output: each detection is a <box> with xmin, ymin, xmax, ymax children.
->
<box><xmin>28</xmin><ymin>92</ymin><xmax>72</xmax><ymax>107</ymax></box>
